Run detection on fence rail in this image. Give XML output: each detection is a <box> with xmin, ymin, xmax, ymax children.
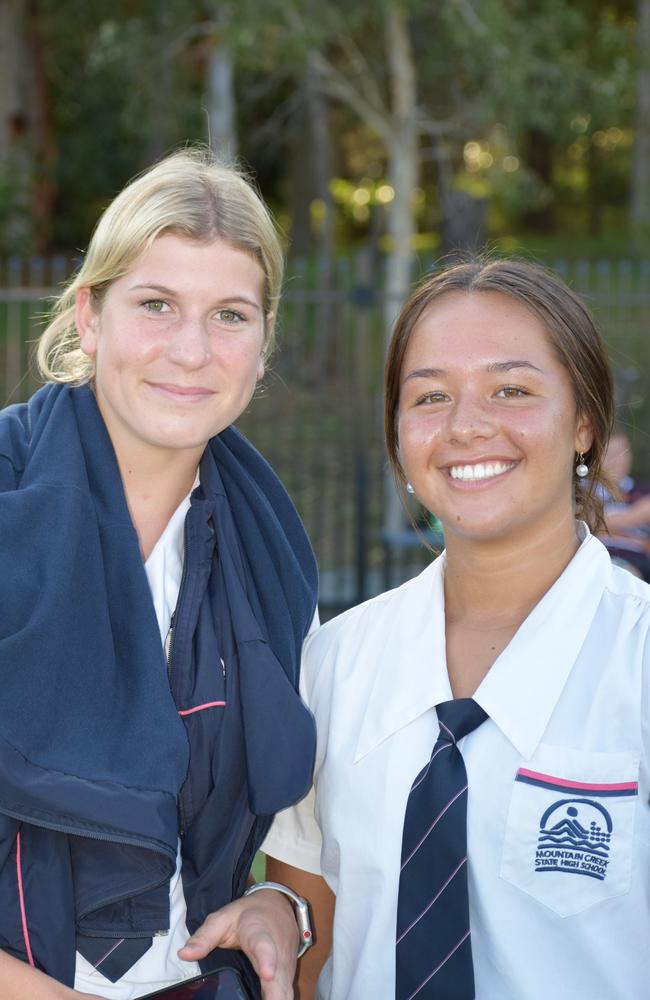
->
<box><xmin>2</xmin><ymin>252</ymin><xmax>650</xmax><ymax>617</ymax></box>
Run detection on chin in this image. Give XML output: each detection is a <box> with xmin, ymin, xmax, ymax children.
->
<box><xmin>444</xmin><ymin>517</ymin><xmax>517</xmax><ymax>545</ymax></box>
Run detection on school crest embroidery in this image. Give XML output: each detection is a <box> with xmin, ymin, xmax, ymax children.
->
<box><xmin>515</xmin><ymin>768</ymin><xmax>638</xmax><ymax>883</ymax></box>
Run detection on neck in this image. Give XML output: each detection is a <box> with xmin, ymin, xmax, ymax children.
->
<box><xmin>443</xmin><ymin>513</ymin><xmax>582</xmax><ymax>629</ymax></box>
<box><xmin>115</xmin><ymin>445</ymin><xmax>204</xmax><ymax>560</ymax></box>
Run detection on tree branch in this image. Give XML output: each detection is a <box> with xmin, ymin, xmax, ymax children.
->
<box><xmin>451</xmin><ymin>0</ymin><xmax>509</xmax><ymax>58</ymax></box>
<box><xmin>309</xmin><ymin>48</ymin><xmax>392</xmax><ymax>142</ymax></box>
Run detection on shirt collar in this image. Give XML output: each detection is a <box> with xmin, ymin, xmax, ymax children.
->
<box><xmin>354</xmin><ymin>525</ymin><xmax>612</xmax><ymax>763</ymax></box>
<box><xmin>475</xmin><ymin>527</ymin><xmax>611</xmax><ymax>758</ymax></box>
<box><xmin>354</xmin><ymin>555</ymin><xmax>451</xmax><ymax>762</ymax></box>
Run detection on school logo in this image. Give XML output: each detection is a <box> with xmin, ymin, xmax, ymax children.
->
<box><xmin>515</xmin><ymin>768</ymin><xmax>639</xmax><ymax>883</ymax></box>
<box><xmin>535</xmin><ymin>798</ymin><xmax>611</xmax><ymax>880</ymax></box>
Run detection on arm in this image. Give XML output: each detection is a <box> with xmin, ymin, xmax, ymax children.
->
<box><xmin>0</xmin><ymin>950</ymin><xmax>102</xmax><ymax>999</ymax></box>
<box><xmin>265</xmin><ymin>858</ymin><xmax>335</xmax><ymax>1000</ymax></box>
<box><xmin>604</xmin><ymin>495</ymin><xmax>650</xmax><ymax>534</ymax></box>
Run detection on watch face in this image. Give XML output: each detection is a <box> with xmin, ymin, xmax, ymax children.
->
<box><xmin>138</xmin><ymin>969</ymin><xmax>250</xmax><ymax>999</ymax></box>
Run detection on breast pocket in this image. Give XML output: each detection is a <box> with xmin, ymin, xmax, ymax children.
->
<box><xmin>500</xmin><ymin>745</ymin><xmax>640</xmax><ymax>917</ymax></box>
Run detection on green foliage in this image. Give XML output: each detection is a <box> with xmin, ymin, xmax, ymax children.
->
<box><xmin>1</xmin><ymin>0</ymin><xmax>645</xmax><ymax>251</ymax></box>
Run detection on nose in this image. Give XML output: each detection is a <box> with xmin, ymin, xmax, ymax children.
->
<box><xmin>445</xmin><ymin>391</ymin><xmax>495</xmax><ymax>445</ymax></box>
<box><xmin>166</xmin><ymin>317</ymin><xmax>212</xmax><ymax>369</ymax></box>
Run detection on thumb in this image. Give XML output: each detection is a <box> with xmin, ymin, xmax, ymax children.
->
<box><xmin>178</xmin><ymin>909</ymin><xmax>235</xmax><ymax>961</ymax></box>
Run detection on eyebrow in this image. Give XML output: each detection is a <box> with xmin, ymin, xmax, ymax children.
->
<box><xmin>128</xmin><ymin>283</ymin><xmax>262</xmax><ymax>311</ymax></box>
<box><xmin>402</xmin><ymin>360</ymin><xmax>543</xmax><ymax>383</ymax></box>
<box><xmin>486</xmin><ymin>360</ymin><xmax>543</xmax><ymax>374</ymax></box>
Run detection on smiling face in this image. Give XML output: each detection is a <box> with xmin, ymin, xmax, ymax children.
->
<box><xmin>75</xmin><ymin>234</ymin><xmax>269</xmax><ymax>469</ymax></box>
<box><xmin>397</xmin><ymin>290</ymin><xmax>593</xmax><ymax>548</ymax></box>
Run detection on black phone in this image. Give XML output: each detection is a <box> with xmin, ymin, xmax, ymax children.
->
<box><xmin>137</xmin><ymin>967</ymin><xmax>251</xmax><ymax>999</ymax></box>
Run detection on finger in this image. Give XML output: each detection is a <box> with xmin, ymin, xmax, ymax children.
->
<box><xmin>178</xmin><ymin>909</ymin><xmax>237</xmax><ymax>960</ymax></box>
<box><xmin>177</xmin><ymin>934</ymin><xmax>212</xmax><ymax>960</ymax></box>
<box><xmin>246</xmin><ymin>932</ymin><xmax>296</xmax><ymax>1000</ymax></box>
<box><xmin>257</xmin><ymin>960</ymin><xmax>294</xmax><ymax>1000</ymax></box>
<box><xmin>238</xmin><ymin>926</ymin><xmax>277</xmax><ymax>981</ymax></box>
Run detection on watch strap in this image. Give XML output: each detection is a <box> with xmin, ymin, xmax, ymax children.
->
<box><xmin>243</xmin><ymin>880</ymin><xmax>313</xmax><ymax>957</ymax></box>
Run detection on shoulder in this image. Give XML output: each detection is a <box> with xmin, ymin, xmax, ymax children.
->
<box><xmin>595</xmin><ymin>554</ymin><xmax>650</xmax><ymax>665</ymax></box>
<box><xmin>604</xmin><ymin>559</ymin><xmax>650</xmax><ymax>612</ymax></box>
<box><xmin>0</xmin><ymin>384</ymin><xmax>61</xmax><ymax>490</ymax></box>
<box><xmin>0</xmin><ymin>398</ymin><xmax>31</xmax><ymax>488</ymax></box>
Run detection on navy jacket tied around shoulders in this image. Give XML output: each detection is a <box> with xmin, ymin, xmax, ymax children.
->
<box><xmin>0</xmin><ymin>383</ymin><xmax>318</xmax><ymax>991</ymax></box>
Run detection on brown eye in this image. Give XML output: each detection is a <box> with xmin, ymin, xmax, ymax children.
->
<box><xmin>496</xmin><ymin>386</ymin><xmax>527</xmax><ymax>399</ymax></box>
<box><xmin>417</xmin><ymin>391</ymin><xmax>449</xmax><ymax>405</ymax></box>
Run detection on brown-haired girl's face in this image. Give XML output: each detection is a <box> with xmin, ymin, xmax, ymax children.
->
<box><xmin>397</xmin><ymin>291</ymin><xmax>594</xmax><ymax>548</ymax></box>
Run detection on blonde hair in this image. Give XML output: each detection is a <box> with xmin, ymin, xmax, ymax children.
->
<box><xmin>38</xmin><ymin>147</ymin><xmax>284</xmax><ymax>383</ymax></box>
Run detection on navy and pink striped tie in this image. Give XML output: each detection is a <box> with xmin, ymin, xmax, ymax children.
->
<box><xmin>395</xmin><ymin>698</ymin><xmax>487</xmax><ymax>1000</ymax></box>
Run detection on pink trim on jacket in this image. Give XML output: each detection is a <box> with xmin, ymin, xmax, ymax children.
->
<box><xmin>178</xmin><ymin>700</ymin><xmax>226</xmax><ymax>717</ymax></box>
<box><xmin>16</xmin><ymin>832</ymin><xmax>35</xmax><ymax>967</ymax></box>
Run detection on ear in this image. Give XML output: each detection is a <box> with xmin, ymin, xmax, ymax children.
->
<box><xmin>575</xmin><ymin>411</ymin><xmax>594</xmax><ymax>456</ymax></box>
<box><xmin>75</xmin><ymin>288</ymin><xmax>99</xmax><ymax>357</ymax></box>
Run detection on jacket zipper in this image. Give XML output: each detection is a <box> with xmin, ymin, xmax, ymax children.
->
<box><xmin>165</xmin><ymin>516</ymin><xmax>191</xmax><ymax>679</ymax></box>
<box><xmin>166</xmin><ymin>515</ymin><xmax>192</xmax><ymax>836</ymax></box>
<box><xmin>164</xmin><ymin>611</ymin><xmax>176</xmax><ymax>675</ymax></box>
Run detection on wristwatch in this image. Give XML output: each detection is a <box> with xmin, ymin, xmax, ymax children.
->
<box><xmin>243</xmin><ymin>881</ymin><xmax>313</xmax><ymax>958</ymax></box>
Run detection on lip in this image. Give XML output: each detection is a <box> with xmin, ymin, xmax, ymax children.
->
<box><xmin>146</xmin><ymin>382</ymin><xmax>215</xmax><ymax>402</ymax></box>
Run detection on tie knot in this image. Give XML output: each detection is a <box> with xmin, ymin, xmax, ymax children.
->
<box><xmin>436</xmin><ymin>698</ymin><xmax>487</xmax><ymax>743</ymax></box>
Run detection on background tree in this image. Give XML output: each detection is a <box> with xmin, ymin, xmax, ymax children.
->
<box><xmin>632</xmin><ymin>0</ymin><xmax>650</xmax><ymax>249</ymax></box>
<box><xmin>0</xmin><ymin>0</ymin><xmax>54</xmax><ymax>251</ymax></box>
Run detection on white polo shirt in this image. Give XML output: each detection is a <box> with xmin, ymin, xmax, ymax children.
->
<box><xmin>263</xmin><ymin>527</ymin><xmax>650</xmax><ymax>999</ymax></box>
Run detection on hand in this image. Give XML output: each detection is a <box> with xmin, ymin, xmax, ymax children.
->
<box><xmin>178</xmin><ymin>890</ymin><xmax>299</xmax><ymax>1000</ymax></box>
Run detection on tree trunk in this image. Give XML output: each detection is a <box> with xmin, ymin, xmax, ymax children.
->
<box><xmin>383</xmin><ymin>2</ymin><xmax>418</xmax><ymax>536</ymax></box>
<box><xmin>25</xmin><ymin>0</ymin><xmax>56</xmax><ymax>251</ymax></box>
<box><xmin>631</xmin><ymin>0</ymin><xmax>650</xmax><ymax>248</ymax></box>
<box><xmin>521</xmin><ymin>126</ymin><xmax>554</xmax><ymax>232</ymax></box>
<box><xmin>306</xmin><ymin>52</ymin><xmax>335</xmax><ymax>263</ymax></box>
<box><xmin>146</xmin><ymin>5</ymin><xmax>176</xmax><ymax>163</ymax></box>
<box><xmin>0</xmin><ymin>0</ymin><xmax>36</xmax><ymax>249</ymax></box>
<box><xmin>206</xmin><ymin>28</ymin><xmax>237</xmax><ymax>163</ymax></box>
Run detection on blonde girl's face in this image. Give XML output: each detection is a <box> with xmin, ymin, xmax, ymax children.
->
<box><xmin>75</xmin><ymin>234</ymin><xmax>271</xmax><ymax>468</ymax></box>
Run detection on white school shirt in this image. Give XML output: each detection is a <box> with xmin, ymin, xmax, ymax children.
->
<box><xmin>75</xmin><ymin>491</ymin><xmax>201</xmax><ymax>998</ymax></box>
<box><xmin>263</xmin><ymin>525</ymin><xmax>650</xmax><ymax>1000</ymax></box>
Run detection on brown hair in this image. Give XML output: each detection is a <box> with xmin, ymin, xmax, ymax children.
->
<box><xmin>384</xmin><ymin>258</ymin><xmax>615</xmax><ymax>533</ymax></box>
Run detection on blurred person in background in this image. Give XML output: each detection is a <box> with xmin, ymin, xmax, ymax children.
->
<box><xmin>597</xmin><ymin>425</ymin><xmax>650</xmax><ymax>580</ymax></box>
<box><xmin>264</xmin><ymin>260</ymin><xmax>650</xmax><ymax>1000</ymax></box>
<box><xmin>0</xmin><ymin>149</ymin><xmax>318</xmax><ymax>1000</ymax></box>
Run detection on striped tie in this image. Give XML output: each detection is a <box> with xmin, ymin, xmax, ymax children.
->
<box><xmin>395</xmin><ymin>698</ymin><xmax>487</xmax><ymax>1000</ymax></box>
<box><xmin>76</xmin><ymin>934</ymin><xmax>153</xmax><ymax>982</ymax></box>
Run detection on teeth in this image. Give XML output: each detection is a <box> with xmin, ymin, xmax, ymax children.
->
<box><xmin>450</xmin><ymin>462</ymin><xmax>514</xmax><ymax>481</ymax></box>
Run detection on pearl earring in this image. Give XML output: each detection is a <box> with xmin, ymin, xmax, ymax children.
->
<box><xmin>575</xmin><ymin>453</ymin><xmax>589</xmax><ymax>478</ymax></box>
<box><xmin>406</xmin><ymin>482</ymin><xmax>415</xmax><ymax>494</ymax></box>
